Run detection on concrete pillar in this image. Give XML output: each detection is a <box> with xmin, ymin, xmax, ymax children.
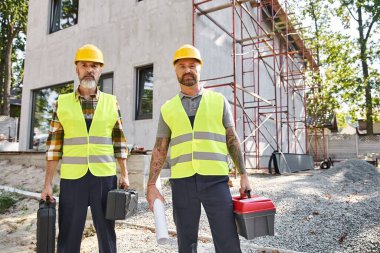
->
<box><xmin>126</xmin><ymin>154</ymin><xmax>161</xmax><ymax>197</ymax></box>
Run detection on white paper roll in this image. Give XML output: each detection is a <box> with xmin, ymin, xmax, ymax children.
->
<box><xmin>153</xmin><ymin>198</ymin><xmax>169</xmax><ymax>244</ymax></box>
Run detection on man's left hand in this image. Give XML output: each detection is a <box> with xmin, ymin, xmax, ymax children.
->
<box><xmin>119</xmin><ymin>175</ymin><xmax>130</xmax><ymax>190</ymax></box>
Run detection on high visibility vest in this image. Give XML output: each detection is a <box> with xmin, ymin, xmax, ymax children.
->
<box><xmin>161</xmin><ymin>89</ymin><xmax>229</xmax><ymax>178</ymax></box>
<box><xmin>57</xmin><ymin>92</ymin><xmax>118</xmax><ymax>179</ymax></box>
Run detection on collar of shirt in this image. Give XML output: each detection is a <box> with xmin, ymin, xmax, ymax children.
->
<box><xmin>75</xmin><ymin>86</ymin><xmax>100</xmax><ymax>101</ymax></box>
<box><xmin>179</xmin><ymin>87</ymin><xmax>204</xmax><ymax>100</ymax></box>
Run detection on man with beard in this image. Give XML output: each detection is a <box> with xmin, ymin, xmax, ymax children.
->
<box><xmin>146</xmin><ymin>44</ymin><xmax>252</xmax><ymax>253</ymax></box>
<box><xmin>41</xmin><ymin>44</ymin><xmax>129</xmax><ymax>253</ymax></box>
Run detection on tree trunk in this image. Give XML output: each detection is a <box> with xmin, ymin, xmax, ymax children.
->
<box><xmin>357</xmin><ymin>5</ymin><xmax>373</xmax><ymax>135</ymax></box>
<box><xmin>0</xmin><ymin>21</ymin><xmax>7</xmax><ymax>109</ymax></box>
<box><xmin>2</xmin><ymin>31</ymin><xmax>15</xmax><ymax>116</ymax></box>
<box><xmin>0</xmin><ymin>59</ymin><xmax>4</xmax><ymax>110</ymax></box>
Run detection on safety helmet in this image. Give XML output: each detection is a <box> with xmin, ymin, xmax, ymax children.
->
<box><xmin>172</xmin><ymin>44</ymin><xmax>203</xmax><ymax>66</ymax></box>
<box><xmin>74</xmin><ymin>44</ymin><xmax>104</xmax><ymax>66</ymax></box>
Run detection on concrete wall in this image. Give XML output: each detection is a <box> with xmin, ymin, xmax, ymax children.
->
<box><xmin>0</xmin><ymin>143</ymin><xmax>19</xmax><ymax>152</ymax></box>
<box><xmin>0</xmin><ymin>152</ymin><xmax>48</xmax><ymax>168</ymax></box>
<box><xmin>20</xmin><ymin>0</ymin><xmax>193</xmax><ymax>151</ymax></box>
<box><xmin>0</xmin><ymin>152</ymin><xmax>154</xmax><ymax>196</ymax></box>
<box><xmin>327</xmin><ymin>134</ymin><xmax>380</xmax><ymax>159</ymax></box>
<box><xmin>309</xmin><ymin>133</ymin><xmax>380</xmax><ymax>161</ymax></box>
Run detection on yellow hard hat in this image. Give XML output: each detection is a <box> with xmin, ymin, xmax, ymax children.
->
<box><xmin>173</xmin><ymin>44</ymin><xmax>203</xmax><ymax>66</ymax></box>
<box><xmin>74</xmin><ymin>44</ymin><xmax>104</xmax><ymax>66</ymax></box>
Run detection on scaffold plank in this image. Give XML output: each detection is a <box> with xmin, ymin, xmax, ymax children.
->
<box><xmin>197</xmin><ymin>0</ymin><xmax>259</xmax><ymax>15</ymax></box>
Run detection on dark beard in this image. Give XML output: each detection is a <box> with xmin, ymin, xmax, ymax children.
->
<box><xmin>178</xmin><ymin>73</ymin><xmax>197</xmax><ymax>87</ymax></box>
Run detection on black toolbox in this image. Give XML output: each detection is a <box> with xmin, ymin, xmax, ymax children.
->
<box><xmin>105</xmin><ymin>189</ymin><xmax>138</xmax><ymax>220</ymax></box>
<box><xmin>37</xmin><ymin>198</ymin><xmax>56</xmax><ymax>253</ymax></box>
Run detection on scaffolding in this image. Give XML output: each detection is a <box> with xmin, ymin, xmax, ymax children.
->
<box><xmin>192</xmin><ymin>0</ymin><xmax>319</xmax><ymax>173</ymax></box>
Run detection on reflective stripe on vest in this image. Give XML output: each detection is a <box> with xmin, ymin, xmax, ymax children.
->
<box><xmin>57</xmin><ymin>92</ymin><xmax>118</xmax><ymax>179</ymax></box>
<box><xmin>62</xmin><ymin>155</ymin><xmax>116</xmax><ymax>164</ymax></box>
<box><xmin>64</xmin><ymin>136</ymin><xmax>113</xmax><ymax>145</ymax></box>
<box><xmin>161</xmin><ymin>89</ymin><xmax>229</xmax><ymax>178</ymax></box>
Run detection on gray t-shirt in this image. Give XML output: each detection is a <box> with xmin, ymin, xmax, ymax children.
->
<box><xmin>156</xmin><ymin>88</ymin><xmax>234</xmax><ymax>138</ymax></box>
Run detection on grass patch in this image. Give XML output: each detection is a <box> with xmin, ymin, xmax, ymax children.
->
<box><xmin>0</xmin><ymin>192</ymin><xmax>17</xmax><ymax>214</ymax></box>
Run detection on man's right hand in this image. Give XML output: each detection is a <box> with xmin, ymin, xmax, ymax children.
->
<box><xmin>146</xmin><ymin>185</ymin><xmax>165</xmax><ymax>212</ymax></box>
<box><xmin>41</xmin><ymin>184</ymin><xmax>54</xmax><ymax>203</ymax></box>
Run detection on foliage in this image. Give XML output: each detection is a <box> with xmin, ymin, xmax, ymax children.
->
<box><xmin>0</xmin><ymin>192</ymin><xmax>17</xmax><ymax>214</ymax></box>
<box><xmin>331</xmin><ymin>0</ymin><xmax>380</xmax><ymax>134</ymax></box>
<box><xmin>297</xmin><ymin>0</ymin><xmax>340</xmax><ymax>127</ymax></box>
<box><xmin>336</xmin><ymin>113</ymin><xmax>348</xmax><ymax>130</ymax></box>
<box><xmin>0</xmin><ymin>0</ymin><xmax>28</xmax><ymax>115</ymax></box>
<box><xmin>293</xmin><ymin>0</ymin><xmax>380</xmax><ymax>133</ymax></box>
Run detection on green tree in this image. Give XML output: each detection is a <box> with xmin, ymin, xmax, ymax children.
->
<box><xmin>332</xmin><ymin>0</ymin><xmax>380</xmax><ymax>134</ymax></box>
<box><xmin>336</xmin><ymin>112</ymin><xmax>348</xmax><ymax>130</ymax></box>
<box><xmin>0</xmin><ymin>0</ymin><xmax>28</xmax><ymax>116</ymax></box>
<box><xmin>297</xmin><ymin>0</ymin><xmax>340</xmax><ymax>128</ymax></box>
<box><xmin>295</xmin><ymin>0</ymin><xmax>380</xmax><ymax>134</ymax></box>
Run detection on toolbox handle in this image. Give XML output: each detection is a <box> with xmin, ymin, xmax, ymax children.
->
<box><xmin>39</xmin><ymin>196</ymin><xmax>56</xmax><ymax>207</ymax></box>
<box><xmin>240</xmin><ymin>190</ymin><xmax>251</xmax><ymax>199</ymax></box>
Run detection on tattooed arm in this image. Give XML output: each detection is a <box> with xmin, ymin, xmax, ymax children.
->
<box><xmin>146</xmin><ymin>137</ymin><xmax>170</xmax><ymax>210</ymax></box>
<box><xmin>226</xmin><ymin>126</ymin><xmax>252</xmax><ymax>194</ymax></box>
<box><xmin>226</xmin><ymin>127</ymin><xmax>246</xmax><ymax>175</ymax></box>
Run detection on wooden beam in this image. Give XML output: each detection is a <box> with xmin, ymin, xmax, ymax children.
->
<box><xmin>198</xmin><ymin>0</ymin><xmax>258</xmax><ymax>15</ymax></box>
<box><xmin>250</xmin><ymin>1</ymin><xmax>260</xmax><ymax>8</ymax></box>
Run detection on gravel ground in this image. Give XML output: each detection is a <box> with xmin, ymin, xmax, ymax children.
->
<box><xmin>245</xmin><ymin>159</ymin><xmax>380</xmax><ymax>253</ymax></box>
<box><xmin>0</xmin><ymin>159</ymin><xmax>379</xmax><ymax>252</ymax></box>
<box><xmin>123</xmin><ymin>159</ymin><xmax>380</xmax><ymax>253</ymax></box>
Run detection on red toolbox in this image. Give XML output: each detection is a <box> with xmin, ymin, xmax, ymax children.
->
<box><xmin>232</xmin><ymin>194</ymin><xmax>276</xmax><ymax>239</ymax></box>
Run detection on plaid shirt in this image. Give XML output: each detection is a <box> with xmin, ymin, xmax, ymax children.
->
<box><xmin>46</xmin><ymin>88</ymin><xmax>128</xmax><ymax>160</ymax></box>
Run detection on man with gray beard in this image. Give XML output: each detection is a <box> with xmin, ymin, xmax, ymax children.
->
<box><xmin>41</xmin><ymin>44</ymin><xmax>129</xmax><ymax>253</ymax></box>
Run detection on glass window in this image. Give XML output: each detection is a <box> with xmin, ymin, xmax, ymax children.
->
<box><xmin>50</xmin><ymin>0</ymin><xmax>78</xmax><ymax>33</ymax></box>
<box><xmin>30</xmin><ymin>83</ymin><xmax>74</xmax><ymax>150</ymax></box>
<box><xmin>99</xmin><ymin>73</ymin><xmax>113</xmax><ymax>94</ymax></box>
<box><xmin>135</xmin><ymin>65</ymin><xmax>153</xmax><ymax>120</ymax></box>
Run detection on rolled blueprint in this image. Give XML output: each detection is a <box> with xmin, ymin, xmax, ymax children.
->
<box><xmin>153</xmin><ymin>198</ymin><xmax>169</xmax><ymax>244</ymax></box>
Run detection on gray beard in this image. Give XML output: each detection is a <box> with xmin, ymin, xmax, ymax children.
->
<box><xmin>80</xmin><ymin>79</ymin><xmax>97</xmax><ymax>89</ymax></box>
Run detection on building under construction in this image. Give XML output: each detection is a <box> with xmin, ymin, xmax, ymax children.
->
<box><xmin>20</xmin><ymin>0</ymin><xmax>317</xmax><ymax>170</ymax></box>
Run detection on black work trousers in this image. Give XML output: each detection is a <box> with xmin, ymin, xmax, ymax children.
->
<box><xmin>57</xmin><ymin>170</ymin><xmax>117</xmax><ymax>253</ymax></box>
<box><xmin>170</xmin><ymin>174</ymin><xmax>242</xmax><ymax>253</ymax></box>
